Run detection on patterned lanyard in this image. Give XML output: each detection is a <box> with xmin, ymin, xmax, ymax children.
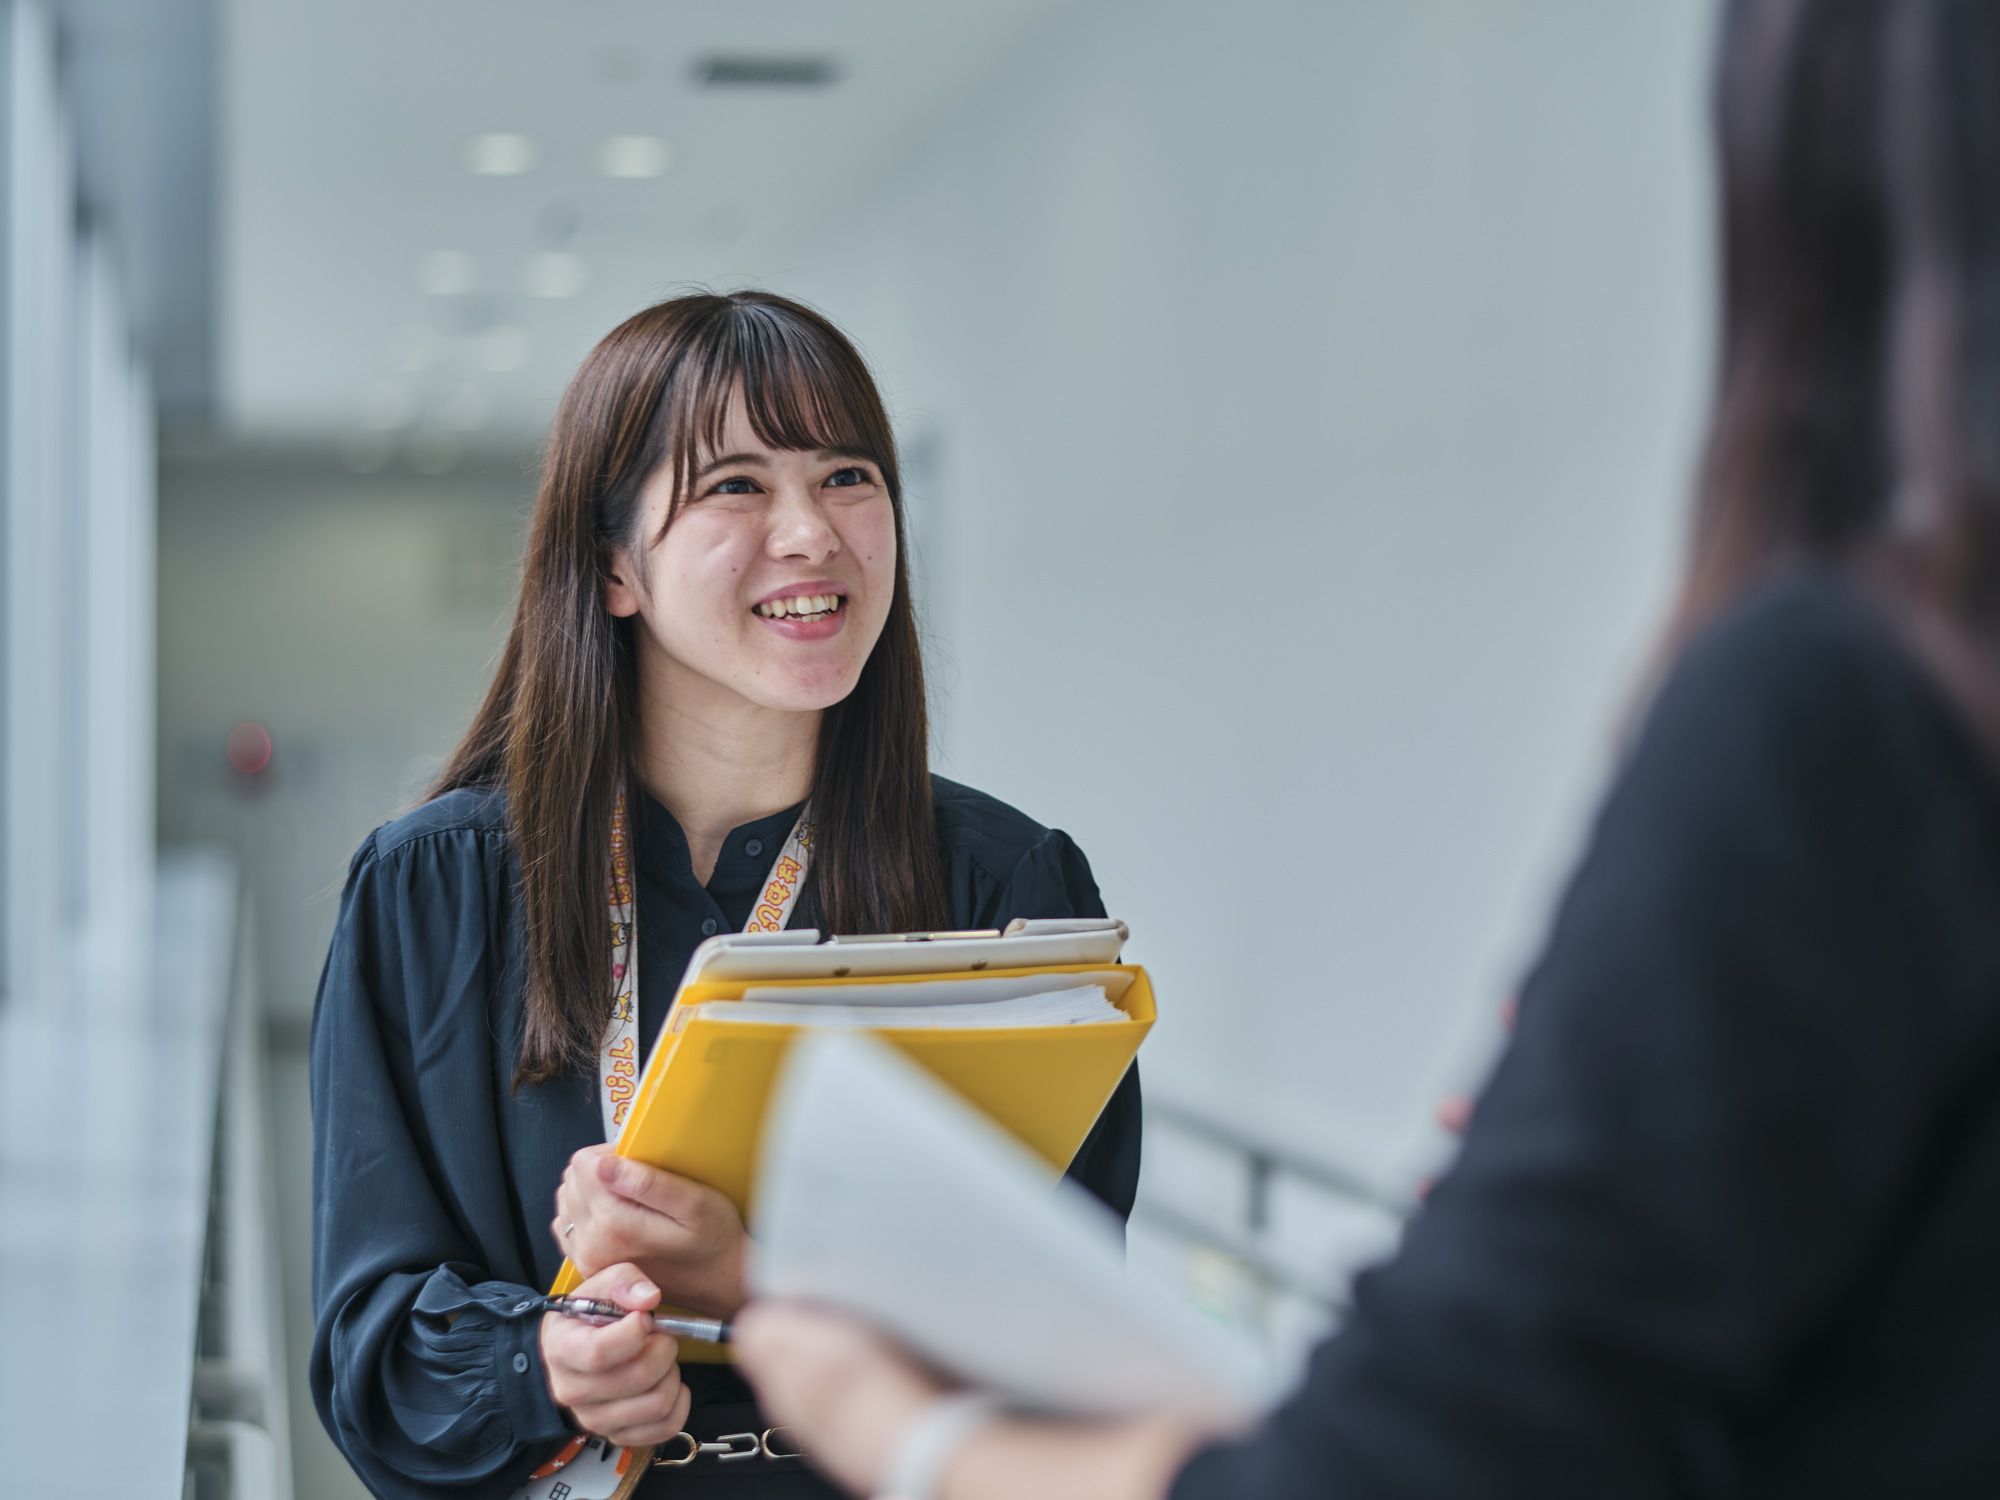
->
<box><xmin>596</xmin><ymin>790</ymin><xmax>816</xmax><ymax>1140</ymax></box>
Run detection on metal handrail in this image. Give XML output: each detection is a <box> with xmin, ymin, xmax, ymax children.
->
<box><xmin>1135</xmin><ymin>1099</ymin><xmax>1413</xmax><ymax>1321</ymax></box>
<box><xmin>1130</xmin><ymin>1199</ymin><xmax>1347</xmax><ymax>1312</ymax></box>
<box><xmin>1145</xmin><ymin>1099</ymin><xmax>1413</xmax><ymax>1220</ymax></box>
<box><xmin>187</xmin><ymin>896</ymin><xmax>293</xmax><ymax>1500</ymax></box>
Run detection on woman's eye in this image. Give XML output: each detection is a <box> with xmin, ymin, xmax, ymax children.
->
<box><xmin>825</xmin><ymin>467</ymin><xmax>870</xmax><ymax>489</ymax></box>
<box><xmin>710</xmin><ymin>477</ymin><xmax>759</xmax><ymax>496</ymax></box>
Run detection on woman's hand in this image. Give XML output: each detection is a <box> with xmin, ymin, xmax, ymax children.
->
<box><xmin>734</xmin><ymin>1301</ymin><xmax>948</xmax><ymax>1494</ymax></box>
<box><xmin>554</xmin><ymin>1144</ymin><xmax>749</xmax><ymax>1318</ymax></box>
<box><xmin>540</xmin><ymin>1262</ymin><xmax>691</xmax><ymax>1448</ymax></box>
<box><xmin>736</xmin><ymin>1303</ymin><xmax>1220</xmax><ymax>1500</ymax></box>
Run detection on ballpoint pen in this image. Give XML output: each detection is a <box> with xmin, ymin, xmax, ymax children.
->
<box><xmin>521</xmin><ymin>1294</ymin><xmax>732</xmax><ymax>1344</ymax></box>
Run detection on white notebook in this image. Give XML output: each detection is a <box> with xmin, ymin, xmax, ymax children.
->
<box><xmin>749</xmin><ymin>1031</ymin><xmax>1272</xmax><ymax>1416</ymax></box>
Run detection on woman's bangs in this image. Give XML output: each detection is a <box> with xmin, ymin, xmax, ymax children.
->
<box><xmin>676</xmin><ymin>310</ymin><xmax>894</xmax><ymax>492</ymax></box>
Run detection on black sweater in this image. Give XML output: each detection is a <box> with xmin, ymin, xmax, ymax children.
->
<box><xmin>1176</xmin><ymin>572</ymin><xmax>2000</xmax><ymax>1497</ymax></box>
<box><xmin>309</xmin><ymin>775</ymin><xmax>1140</xmax><ymax>1499</ymax></box>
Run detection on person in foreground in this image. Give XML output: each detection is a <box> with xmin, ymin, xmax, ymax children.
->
<box><xmin>733</xmin><ymin>3</ymin><xmax>2000</xmax><ymax>1495</ymax></box>
<box><xmin>308</xmin><ymin>292</ymin><xmax>1140</xmax><ymax>1498</ymax></box>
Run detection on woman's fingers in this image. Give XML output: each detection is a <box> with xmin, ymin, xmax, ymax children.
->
<box><xmin>542</xmin><ymin>1262</ymin><xmax>687</xmax><ymax>1429</ymax></box>
<box><xmin>574</xmin><ymin>1260</ymin><xmax>662</xmax><ymax>1312</ymax></box>
<box><xmin>592</xmin><ymin>1152</ymin><xmax>739</xmax><ymax>1229</ymax></box>
<box><xmin>541</xmin><ymin>1263</ymin><xmax>662</xmax><ymax>1375</ymax></box>
<box><xmin>544</xmin><ymin>1309</ymin><xmax>661</xmax><ymax>1377</ymax></box>
<box><xmin>559</xmin><ymin>1157</ymin><xmax>747</xmax><ymax>1308</ymax></box>
<box><xmin>555</xmin><ymin>1156</ymin><xmax>688</xmax><ymax>1277</ymax></box>
<box><xmin>551</xmin><ymin>1323</ymin><xmax>681</xmax><ymax>1399</ymax></box>
<box><xmin>576</xmin><ymin>1371</ymin><xmax>693</xmax><ymax>1448</ymax></box>
<box><xmin>551</xmin><ymin>1185</ymin><xmax>599</xmax><ymax>1260</ymax></box>
<box><xmin>561</xmin><ymin>1185</ymin><xmax>670</xmax><ymax>1276</ymax></box>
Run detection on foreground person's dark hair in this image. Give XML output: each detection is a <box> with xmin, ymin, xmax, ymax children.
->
<box><xmin>435</xmin><ymin>292</ymin><xmax>948</xmax><ymax>1086</ymax></box>
<box><xmin>1680</xmin><ymin>0</ymin><xmax>2000</xmax><ymax>747</ymax></box>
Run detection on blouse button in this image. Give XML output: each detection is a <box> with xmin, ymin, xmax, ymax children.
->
<box><xmin>744</xmin><ymin>839</ymin><xmax>764</xmax><ymax>857</ymax></box>
<box><xmin>512</xmin><ymin>1352</ymin><xmax>529</xmax><ymax>1374</ymax></box>
<box><xmin>701</xmin><ymin>918</ymin><xmax>719</xmax><ymax>936</ymax></box>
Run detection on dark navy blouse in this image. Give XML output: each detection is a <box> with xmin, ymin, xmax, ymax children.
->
<box><xmin>309</xmin><ymin>775</ymin><xmax>1141</xmax><ymax>1499</ymax></box>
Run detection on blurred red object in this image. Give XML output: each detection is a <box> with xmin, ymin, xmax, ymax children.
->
<box><xmin>227</xmin><ymin>721</ymin><xmax>272</xmax><ymax>774</ymax></box>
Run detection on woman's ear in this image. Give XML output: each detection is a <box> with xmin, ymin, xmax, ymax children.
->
<box><xmin>602</xmin><ymin>547</ymin><xmax>643</xmax><ymax>618</ymax></box>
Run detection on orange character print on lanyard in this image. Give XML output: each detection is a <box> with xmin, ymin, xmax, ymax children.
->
<box><xmin>515</xmin><ymin>796</ymin><xmax>818</xmax><ymax>1500</ymax></box>
<box><xmin>592</xmin><ymin>795</ymin><xmax>814</xmax><ymax>1142</ymax></box>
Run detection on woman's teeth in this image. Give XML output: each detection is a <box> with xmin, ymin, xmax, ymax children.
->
<box><xmin>754</xmin><ymin>593</ymin><xmax>845</xmax><ymax>620</ymax></box>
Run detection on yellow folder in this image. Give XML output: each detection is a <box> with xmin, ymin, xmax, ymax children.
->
<box><xmin>549</xmin><ymin>925</ymin><xmax>1155</xmax><ymax>1361</ymax></box>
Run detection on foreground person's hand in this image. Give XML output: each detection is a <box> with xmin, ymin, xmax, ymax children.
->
<box><xmin>540</xmin><ymin>1262</ymin><xmax>690</xmax><ymax>1448</ymax></box>
<box><xmin>736</xmin><ymin>1302</ymin><xmax>1223</xmax><ymax>1500</ymax></box>
<box><xmin>734</xmin><ymin>1301</ymin><xmax>947</xmax><ymax>1493</ymax></box>
<box><xmin>554</xmin><ymin>1143</ymin><xmax>749</xmax><ymax>1317</ymax></box>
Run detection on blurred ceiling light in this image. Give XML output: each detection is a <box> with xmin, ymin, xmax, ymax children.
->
<box><xmin>440</xmin><ymin>385</ymin><xmax>490</xmax><ymax>431</ymax></box>
<box><xmin>595</xmin><ymin>135</ymin><xmax>674</xmax><ymax>179</ymax></box>
<box><xmin>473</xmin><ymin>325</ymin><xmax>530</xmax><ymax>373</ymax></box>
<box><xmin>387</xmin><ymin>324</ymin><xmax>442</xmax><ymax>372</ymax></box>
<box><xmin>415</xmin><ymin>250</ymin><xmax>480</xmax><ymax>296</ymax></box>
<box><xmin>361</xmin><ymin>380</ymin><xmax>416</xmax><ymax>430</ymax></box>
<box><xmin>523</xmin><ymin>251</ymin><xmax>588</xmax><ymax>299</ymax></box>
<box><xmin>694</xmin><ymin>55</ymin><xmax>839</xmax><ymax>87</ymax></box>
<box><xmin>466</xmin><ymin>132</ymin><xmax>539</xmax><ymax>175</ymax></box>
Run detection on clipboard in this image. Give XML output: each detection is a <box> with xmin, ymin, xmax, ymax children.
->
<box><xmin>547</xmin><ymin>918</ymin><xmax>1154</xmax><ymax>1363</ymax></box>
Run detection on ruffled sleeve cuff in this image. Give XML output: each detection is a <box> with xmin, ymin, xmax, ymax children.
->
<box><xmin>491</xmin><ymin>1296</ymin><xmax>573</xmax><ymax>1449</ymax></box>
<box><xmin>382</xmin><ymin>1266</ymin><xmax>574</xmax><ymax>1465</ymax></box>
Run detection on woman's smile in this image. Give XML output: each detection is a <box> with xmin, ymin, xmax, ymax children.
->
<box><xmin>751</xmin><ymin>584</ymin><xmax>850</xmax><ymax>641</ymax></box>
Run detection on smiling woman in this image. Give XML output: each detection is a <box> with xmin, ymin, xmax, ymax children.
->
<box><xmin>306</xmin><ymin>292</ymin><xmax>1143</xmax><ymax>1499</ymax></box>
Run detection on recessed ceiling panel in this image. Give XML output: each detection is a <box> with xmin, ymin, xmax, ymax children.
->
<box><xmin>223</xmin><ymin>0</ymin><xmax>1072</xmax><ymax>441</ymax></box>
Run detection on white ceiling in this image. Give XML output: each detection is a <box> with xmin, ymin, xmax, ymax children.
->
<box><xmin>222</xmin><ymin>0</ymin><xmax>1073</xmax><ymax>445</ymax></box>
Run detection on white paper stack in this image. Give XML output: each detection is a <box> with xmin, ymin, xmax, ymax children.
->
<box><xmin>686</xmin><ymin>983</ymin><xmax>1125</xmax><ymax>1030</ymax></box>
<box><xmin>750</xmin><ymin>1031</ymin><xmax>1273</xmax><ymax>1416</ymax></box>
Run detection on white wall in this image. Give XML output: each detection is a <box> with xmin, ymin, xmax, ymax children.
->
<box><xmin>157</xmin><ymin>451</ymin><xmax>534</xmax><ymax>1024</ymax></box>
<box><xmin>74</xmin><ymin>238</ymin><xmax>157</xmax><ymax>975</ymax></box>
<box><xmin>3</xmin><ymin>0</ymin><xmax>74</xmax><ymax>998</ymax></box>
<box><xmin>782</xmin><ymin>0</ymin><xmax>1716</xmax><ymax>1184</ymax></box>
<box><xmin>2</xmin><ymin>0</ymin><xmax>156</xmax><ymax>1005</ymax></box>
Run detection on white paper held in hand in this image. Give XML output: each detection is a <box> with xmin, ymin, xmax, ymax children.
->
<box><xmin>749</xmin><ymin>1031</ymin><xmax>1272</xmax><ymax>1416</ymax></box>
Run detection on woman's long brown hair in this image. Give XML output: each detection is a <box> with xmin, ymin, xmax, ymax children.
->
<box><xmin>1675</xmin><ymin>0</ymin><xmax>2000</xmax><ymax>753</ymax></box>
<box><xmin>434</xmin><ymin>292</ymin><xmax>948</xmax><ymax>1086</ymax></box>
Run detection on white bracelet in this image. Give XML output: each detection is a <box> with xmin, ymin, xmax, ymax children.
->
<box><xmin>874</xmin><ymin>1392</ymin><xmax>1001</xmax><ymax>1500</ymax></box>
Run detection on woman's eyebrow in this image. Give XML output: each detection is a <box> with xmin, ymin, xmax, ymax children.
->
<box><xmin>693</xmin><ymin>448</ymin><xmax>875</xmax><ymax>478</ymax></box>
<box><xmin>694</xmin><ymin>451</ymin><xmax>772</xmax><ymax>479</ymax></box>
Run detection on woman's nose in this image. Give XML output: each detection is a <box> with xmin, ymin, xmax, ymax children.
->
<box><xmin>766</xmin><ymin>483</ymin><xmax>839</xmax><ymax>561</ymax></box>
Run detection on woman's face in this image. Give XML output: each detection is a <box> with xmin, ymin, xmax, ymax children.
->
<box><xmin>605</xmin><ymin>395</ymin><xmax>898</xmax><ymax>716</ymax></box>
